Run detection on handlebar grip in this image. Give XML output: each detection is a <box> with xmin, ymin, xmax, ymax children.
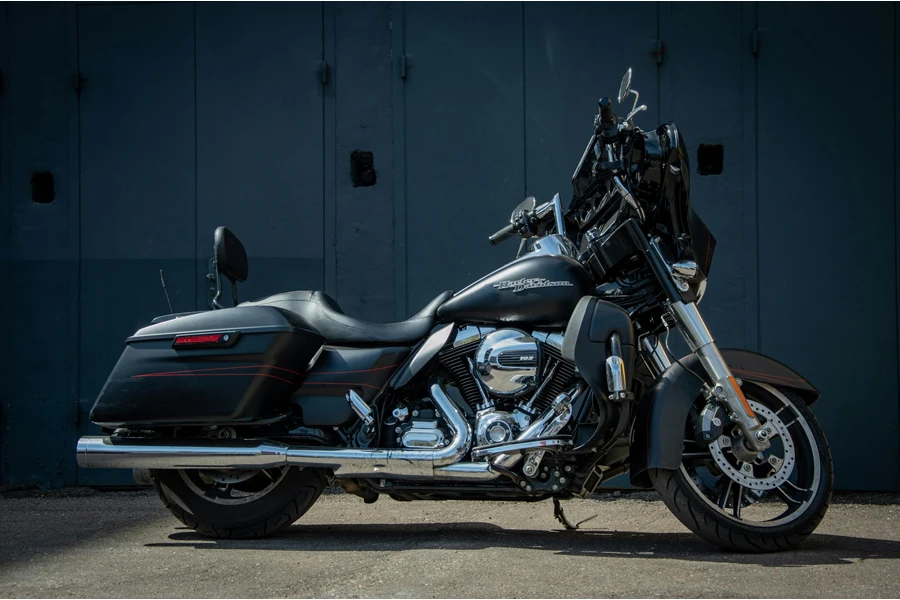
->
<box><xmin>597</xmin><ymin>97</ymin><xmax>617</xmax><ymax>141</ymax></box>
<box><xmin>488</xmin><ymin>223</ymin><xmax>516</xmax><ymax>245</ymax></box>
<box><xmin>598</xmin><ymin>97</ymin><xmax>616</xmax><ymax>128</ymax></box>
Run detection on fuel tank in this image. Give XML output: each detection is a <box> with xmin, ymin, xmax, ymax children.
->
<box><xmin>436</xmin><ymin>255</ymin><xmax>593</xmax><ymax>328</ymax></box>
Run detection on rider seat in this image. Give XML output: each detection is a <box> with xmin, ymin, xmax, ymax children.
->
<box><xmin>212</xmin><ymin>226</ymin><xmax>450</xmax><ymax>345</ymax></box>
<box><xmin>240</xmin><ymin>290</ymin><xmax>452</xmax><ymax>346</ymax></box>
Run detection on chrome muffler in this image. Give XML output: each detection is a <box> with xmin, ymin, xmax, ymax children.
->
<box><xmin>77</xmin><ymin>382</ymin><xmax>485</xmax><ymax>480</ymax></box>
<box><xmin>76</xmin><ymin>383</ymin><xmax>576</xmax><ymax>483</ymax></box>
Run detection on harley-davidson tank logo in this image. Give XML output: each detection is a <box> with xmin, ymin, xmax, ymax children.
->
<box><xmin>493</xmin><ymin>278</ymin><xmax>574</xmax><ymax>293</ymax></box>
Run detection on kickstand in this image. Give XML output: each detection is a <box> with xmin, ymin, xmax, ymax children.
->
<box><xmin>552</xmin><ymin>497</ymin><xmax>597</xmax><ymax>531</ymax></box>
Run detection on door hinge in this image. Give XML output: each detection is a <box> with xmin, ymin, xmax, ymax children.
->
<box><xmin>653</xmin><ymin>39</ymin><xmax>664</xmax><ymax>65</ymax></box>
<box><xmin>73</xmin><ymin>71</ymin><xmax>86</xmax><ymax>93</ymax></box>
<box><xmin>317</xmin><ymin>61</ymin><xmax>329</xmax><ymax>85</ymax></box>
<box><xmin>399</xmin><ymin>54</ymin><xmax>408</xmax><ymax>79</ymax></box>
<box><xmin>751</xmin><ymin>29</ymin><xmax>760</xmax><ymax>55</ymax></box>
<box><xmin>0</xmin><ymin>69</ymin><xmax>4</xmax><ymax>95</ymax></box>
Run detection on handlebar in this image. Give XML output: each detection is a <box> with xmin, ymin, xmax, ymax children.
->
<box><xmin>488</xmin><ymin>222</ymin><xmax>516</xmax><ymax>245</ymax></box>
<box><xmin>597</xmin><ymin>97</ymin><xmax>617</xmax><ymax>141</ymax></box>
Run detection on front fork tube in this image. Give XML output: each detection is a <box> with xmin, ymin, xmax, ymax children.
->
<box><xmin>667</xmin><ymin>301</ymin><xmax>770</xmax><ymax>452</ymax></box>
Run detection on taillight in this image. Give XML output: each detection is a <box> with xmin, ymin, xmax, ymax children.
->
<box><xmin>173</xmin><ymin>334</ymin><xmax>222</xmax><ymax>346</ymax></box>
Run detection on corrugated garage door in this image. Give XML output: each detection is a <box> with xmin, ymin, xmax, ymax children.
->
<box><xmin>402</xmin><ymin>2</ymin><xmax>526</xmax><ymax>314</ymax></box>
<box><xmin>756</xmin><ymin>3</ymin><xmax>899</xmax><ymax>490</ymax></box>
<box><xmin>401</xmin><ymin>2</ymin><xmax>659</xmax><ymax>314</ymax></box>
<box><xmin>75</xmin><ymin>3</ymin><xmax>325</xmax><ymax>485</ymax></box>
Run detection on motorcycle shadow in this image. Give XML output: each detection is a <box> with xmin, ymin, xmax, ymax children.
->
<box><xmin>150</xmin><ymin>523</ymin><xmax>900</xmax><ymax>567</ymax></box>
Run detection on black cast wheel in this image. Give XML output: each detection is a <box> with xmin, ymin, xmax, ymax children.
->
<box><xmin>649</xmin><ymin>383</ymin><xmax>833</xmax><ymax>552</ymax></box>
<box><xmin>151</xmin><ymin>466</ymin><xmax>326</xmax><ymax>539</ymax></box>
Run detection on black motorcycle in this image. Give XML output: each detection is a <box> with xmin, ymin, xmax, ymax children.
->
<box><xmin>77</xmin><ymin>68</ymin><xmax>832</xmax><ymax>551</ymax></box>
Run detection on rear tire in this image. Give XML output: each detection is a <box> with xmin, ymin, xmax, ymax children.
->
<box><xmin>151</xmin><ymin>466</ymin><xmax>326</xmax><ymax>539</ymax></box>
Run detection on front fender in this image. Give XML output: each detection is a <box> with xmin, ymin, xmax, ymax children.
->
<box><xmin>628</xmin><ymin>349</ymin><xmax>819</xmax><ymax>488</ymax></box>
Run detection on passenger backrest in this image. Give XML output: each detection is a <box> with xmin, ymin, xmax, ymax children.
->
<box><xmin>214</xmin><ymin>226</ymin><xmax>248</xmax><ymax>283</ymax></box>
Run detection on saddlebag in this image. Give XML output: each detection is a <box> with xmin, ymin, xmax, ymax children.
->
<box><xmin>90</xmin><ymin>306</ymin><xmax>324</xmax><ymax>427</ymax></box>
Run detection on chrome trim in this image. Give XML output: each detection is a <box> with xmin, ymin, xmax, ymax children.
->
<box><xmin>524</xmin><ymin>234</ymin><xmax>578</xmax><ymax>259</ymax></box>
<box><xmin>474</xmin><ymin>329</ymin><xmax>542</xmax><ymax>398</ymax></box>
<box><xmin>521</xmin><ymin>388</ymin><xmax>576</xmax><ymax>476</ymax></box>
<box><xmin>605</xmin><ymin>332</ymin><xmax>628</xmax><ymax>400</ymax></box>
<box><xmin>467</xmin><ymin>356</ymin><xmax>494</xmax><ymax>410</ymax></box>
<box><xmin>668</xmin><ymin>301</ymin><xmax>714</xmax><ymax>351</ymax></box>
<box><xmin>650</xmin><ymin>237</ymin><xmax>689</xmax><ymax>293</ymax></box>
<box><xmin>531</xmin><ymin>330</ymin><xmax>564</xmax><ymax>351</ymax></box>
<box><xmin>400</xmin><ymin>421</ymin><xmax>446</xmax><ymax>449</ymax></box>
<box><xmin>452</xmin><ymin>324</ymin><xmax>494</xmax><ymax>347</ymax></box>
<box><xmin>346</xmin><ymin>390</ymin><xmax>375</xmax><ymax>429</ymax></box>
<box><xmin>475</xmin><ymin>410</ymin><xmax>518</xmax><ymax>447</ymax></box>
<box><xmin>671</xmin><ymin>260</ymin><xmax>699</xmax><ymax>280</ymax></box>
<box><xmin>433</xmin><ymin>462</ymin><xmax>498</xmax><ymax>481</ymax></box>
<box><xmin>76</xmin><ymin>381</ymin><xmax>481</xmax><ymax>480</ymax></box>
<box><xmin>605</xmin><ymin>356</ymin><xmax>627</xmax><ymax>396</ymax></box>
<box><xmin>572</xmin><ymin>134</ymin><xmax>597</xmax><ymax>181</ymax></box>
<box><xmin>471</xmin><ymin>437</ymin><xmax>569</xmax><ymax>460</ymax></box>
<box><xmin>76</xmin><ymin>437</ymin><xmax>289</xmax><ymax>470</ymax></box>
<box><xmin>612</xmin><ymin>175</ymin><xmax>645</xmax><ymax>222</ymax></box>
<box><xmin>551</xmin><ymin>193</ymin><xmax>566</xmax><ymax>235</ymax></box>
<box><xmin>493</xmin><ymin>388</ymin><xmax>574</xmax><ymax>469</ymax></box>
<box><xmin>668</xmin><ymin>301</ymin><xmax>767</xmax><ymax>451</ymax></box>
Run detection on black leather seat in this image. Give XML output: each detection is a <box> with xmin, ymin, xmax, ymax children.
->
<box><xmin>241</xmin><ymin>290</ymin><xmax>453</xmax><ymax>345</ymax></box>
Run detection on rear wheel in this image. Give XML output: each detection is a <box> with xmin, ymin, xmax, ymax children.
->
<box><xmin>649</xmin><ymin>383</ymin><xmax>833</xmax><ymax>552</ymax></box>
<box><xmin>151</xmin><ymin>466</ymin><xmax>326</xmax><ymax>539</ymax></box>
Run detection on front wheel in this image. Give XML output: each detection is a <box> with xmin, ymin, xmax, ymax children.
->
<box><xmin>151</xmin><ymin>466</ymin><xmax>326</xmax><ymax>539</ymax></box>
<box><xmin>649</xmin><ymin>383</ymin><xmax>833</xmax><ymax>552</ymax></box>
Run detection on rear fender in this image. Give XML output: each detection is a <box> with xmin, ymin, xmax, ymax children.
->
<box><xmin>629</xmin><ymin>349</ymin><xmax>819</xmax><ymax>488</ymax></box>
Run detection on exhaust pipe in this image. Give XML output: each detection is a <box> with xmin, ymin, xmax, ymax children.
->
<box><xmin>76</xmin><ymin>383</ymin><xmax>576</xmax><ymax>483</ymax></box>
<box><xmin>78</xmin><ymin>382</ymin><xmax>492</xmax><ymax>481</ymax></box>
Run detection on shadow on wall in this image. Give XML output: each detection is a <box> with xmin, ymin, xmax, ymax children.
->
<box><xmin>148</xmin><ymin>523</ymin><xmax>900</xmax><ymax>568</ymax></box>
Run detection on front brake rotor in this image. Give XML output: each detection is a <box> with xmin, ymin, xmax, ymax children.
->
<box><xmin>707</xmin><ymin>400</ymin><xmax>796</xmax><ymax>491</ymax></box>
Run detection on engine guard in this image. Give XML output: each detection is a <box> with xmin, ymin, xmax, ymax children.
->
<box><xmin>628</xmin><ymin>349</ymin><xmax>819</xmax><ymax>488</ymax></box>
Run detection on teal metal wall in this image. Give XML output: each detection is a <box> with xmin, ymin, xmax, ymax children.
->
<box><xmin>0</xmin><ymin>1</ymin><xmax>897</xmax><ymax>491</ymax></box>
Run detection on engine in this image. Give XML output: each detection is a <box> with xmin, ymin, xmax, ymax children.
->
<box><xmin>439</xmin><ymin>326</ymin><xmax>577</xmax><ymax>450</ymax></box>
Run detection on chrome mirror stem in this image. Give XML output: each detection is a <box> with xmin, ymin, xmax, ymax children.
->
<box><xmin>551</xmin><ymin>193</ymin><xmax>566</xmax><ymax>236</ymax></box>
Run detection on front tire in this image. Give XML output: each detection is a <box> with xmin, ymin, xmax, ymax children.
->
<box><xmin>649</xmin><ymin>384</ymin><xmax>833</xmax><ymax>552</ymax></box>
<box><xmin>151</xmin><ymin>466</ymin><xmax>326</xmax><ymax>539</ymax></box>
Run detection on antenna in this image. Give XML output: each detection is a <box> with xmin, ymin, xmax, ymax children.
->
<box><xmin>159</xmin><ymin>269</ymin><xmax>174</xmax><ymax>314</ymax></box>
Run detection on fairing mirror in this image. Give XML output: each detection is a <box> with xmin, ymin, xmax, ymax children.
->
<box><xmin>510</xmin><ymin>196</ymin><xmax>536</xmax><ymax>223</ymax></box>
<box><xmin>618</xmin><ymin>67</ymin><xmax>648</xmax><ymax>123</ymax></box>
<box><xmin>618</xmin><ymin>68</ymin><xmax>632</xmax><ymax>104</ymax></box>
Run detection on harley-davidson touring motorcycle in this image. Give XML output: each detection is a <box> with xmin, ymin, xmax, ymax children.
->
<box><xmin>76</xmin><ymin>69</ymin><xmax>832</xmax><ymax>551</ymax></box>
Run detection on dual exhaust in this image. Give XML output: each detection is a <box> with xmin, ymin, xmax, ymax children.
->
<box><xmin>76</xmin><ymin>382</ymin><xmax>574</xmax><ymax>483</ymax></box>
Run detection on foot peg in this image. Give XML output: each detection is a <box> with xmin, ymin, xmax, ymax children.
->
<box><xmin>346</xmin><ymin>390</ymin><xmax>375</xmax><ymax>429</ymax></box>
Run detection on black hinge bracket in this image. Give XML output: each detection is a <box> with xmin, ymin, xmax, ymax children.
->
<box><xmin>317</xmin><ymin>61</ymin><xmax>329</xmax><ymax>85</ymax></box>
<box><xmin>653</xmin><ymin>40</ymin><xmax>664</xmax><ymax>64</ymax></box>
<box><xmin>399</xmin><ymin>55</ymin><xmax>407</xmax><ymax>79</ymax></box>
<box><xmin>0</xmin><ymin>69</ymin><xmax>4</xmax><ymax>95</ymax></box>
<box><xmin>73</xmin><ymin>71</ymin><xmax>86</xmax><ymax>93</ymax></box>
<box><xmin>751</xmin><ymin>29</ymin><xmax>760</xmax><ymax>55</ymax></box>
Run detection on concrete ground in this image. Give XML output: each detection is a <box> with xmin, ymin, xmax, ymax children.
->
<box><xmin>0</xmin><ymin>488</ymin><xmax>899</xmax><ymax>598</ymax></box>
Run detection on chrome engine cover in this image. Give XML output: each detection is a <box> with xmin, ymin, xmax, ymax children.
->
<box><xmin>475</xmin><ymin>410</ymin><xmax>519</xmax><ymax>447</ymax></box>
<box><xmin>474</xmin><ymin>329</ymin><xmax>542</xmax><ymax>398</ymax></box>
<box><xmin>400</xmin><ymin>420</ymin><xmax>446</xmax><ymax>449</ymax></box>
